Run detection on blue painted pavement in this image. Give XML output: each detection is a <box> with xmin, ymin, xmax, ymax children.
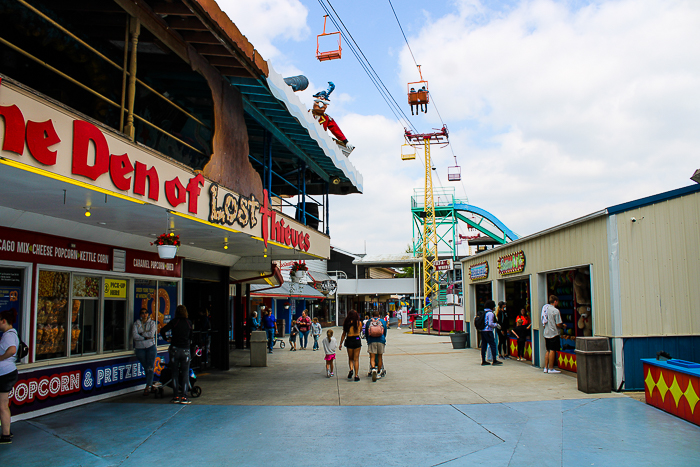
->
<box><xmin>2</xmin><ymin>397</ymin><xmax>699</xmax><ymax>466</ymax></box>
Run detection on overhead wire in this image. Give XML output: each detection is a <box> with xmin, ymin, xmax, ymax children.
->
<box><xmin>387</xmin><ymin>0</ymin><xmax>469</xmax><ymax>203</ymax></box>
<box><xmin>317</xmin><ymin>0</ymin><xmax>416</xmax><ymax>132</ymax></box>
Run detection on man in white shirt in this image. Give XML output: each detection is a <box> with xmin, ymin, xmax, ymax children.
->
<box><xmin>542</xmin><ymin>295</ymin><xmax>567</xmax><ymax>374</ymax></box>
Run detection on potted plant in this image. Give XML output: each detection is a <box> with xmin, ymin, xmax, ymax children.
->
<box><xmin>152</xmin><ymin>232</ymin><xmax>180</xmax><ymax>259</ymax></box>
<box><xmin>449</xmin><ymin>330</ymin><xmax>468</xmax><ymax>349</ymax></box>
<box><xmin>290</xmin><ymin>261</ymin><xmax>308</xmax><ymax>282</ymax></box>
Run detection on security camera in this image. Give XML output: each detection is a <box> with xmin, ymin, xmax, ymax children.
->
<box><xmin>631</xmin><ymin>217</ymin><xmax>636</xmax><ymax>222</ymax></box>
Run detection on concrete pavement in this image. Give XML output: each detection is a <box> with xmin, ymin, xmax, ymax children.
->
<box><xmin>2</xmin><ymin>328</ymin><xmax>699</xmax><ymax>466</ymax></box>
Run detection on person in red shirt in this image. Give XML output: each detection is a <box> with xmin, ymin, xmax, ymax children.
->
<box><xmin>297</xmin><ymin>310</ymin><xmax>312</xmax><ymax>350</ymax></box>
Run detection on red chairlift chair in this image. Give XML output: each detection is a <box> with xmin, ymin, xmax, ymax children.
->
<box><xmin>448</xmin><ymin>165</ymin><xmax>461</xmax><ymax>181</ymax></box>
<box><xmin>316</xmin><ymin>15</ymin><xmax>342</xmax><ymax>62</ymax></box>
<box><xmin>407</xmin><ymin>65</ymin><xmax>429</xmax><ymax>114</ymax></box>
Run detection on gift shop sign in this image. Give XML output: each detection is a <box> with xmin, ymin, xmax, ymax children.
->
<box><xmin>8</xmin><ymin>352</ymin><xmax>168</xmax><ymax>416</ymax></box>
<box><xmin>469</xmin><ymin>261</ymin><xmax>489</xmax><ymax>280</ymax></box>
<box><xmin>497</xmin><ymin>251</ymin><xmax>526</xmax><ymax>276</ymax></box>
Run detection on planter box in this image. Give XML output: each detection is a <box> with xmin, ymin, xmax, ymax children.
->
<box><xmin>642</xmin><ymin>358</ymin><xmax>700</xmax><ymax>426</ymax></box>
<box><xmin>450</xmin><ymin>333</ymin><xmax>468</xmax><ymax>349</ymax></box>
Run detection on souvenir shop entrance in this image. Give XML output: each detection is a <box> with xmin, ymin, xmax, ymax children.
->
<box><xmin>502</xmin><ymin>276</ymin><xmax>532</xmax><ymax>361</ymax></box>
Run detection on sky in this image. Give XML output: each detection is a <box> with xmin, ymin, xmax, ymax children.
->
<box><xmin>217</xmin><ymin>0</ymin><xmax>700</xmax><ymax>256</ymax></box>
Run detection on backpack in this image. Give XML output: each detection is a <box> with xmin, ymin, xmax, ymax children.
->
<box><xmin>367</xmin><ymin>318</ymin><xmax>384</xmax><ymax>338</ymax></box>
<box><xmin>8</xmin><ymin>329</ymin><xmax>28</xmax><ymax>360</ymax></box>
<box><xmin>474</xmin><ymin>311</ymin><xmax>486</xmax><ymax>331</ymax></box>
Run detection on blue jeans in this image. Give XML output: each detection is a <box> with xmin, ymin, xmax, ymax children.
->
<box><xmin>265</xmin><ymin>328</ymin><xmax>275</xmax><ymax>351</ymax></box>
<box><xmin>481</xmin><ymin>330</ymin><xmax>497</xmax><ymax>363</ymax></box>
<box><xmin>135</xmin><ymin>345</ymin><xmax>157</xmax><ymax>387</ymax></box>
<box><xmin>170</xmin><ymin>347</ymin><xmax>191</xmax><ymax>398</ymax></box>
<box><xmin>313</xmin><ymin>334</ymin><xmax>319</xmax><ymax>350</ymax></box>
<box><xmin>300</xmin><ymin>330</ymin><xmax>309</xmax><ymax>349</ymax></box>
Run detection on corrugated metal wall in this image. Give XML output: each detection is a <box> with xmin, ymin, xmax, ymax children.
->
<box><xmin>463</xmin><ymin>216</ymin><xmax>612</xmax><ymax>336</ymax></box>
<box><xmin>616</xmin><ymin>191</ymin><xmax>700</xmax><ymax>337</ymax></box>
<box><xmin>623</xmin><ymin>336</ymin><xmax>700</xmax><ymax>390</ymax></box>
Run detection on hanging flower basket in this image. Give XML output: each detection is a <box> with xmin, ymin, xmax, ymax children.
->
<box><xmin>290</xmin><ymin>261</ymin><xmax>308</xmax><ymax>274</ymax></box>
<box><xmin>151</xmin><ymin>232</ymin><xmax>180</xmax><ymax>259</ymax></box>
<box><xmin>157</xmin><ymin>245</ymin><xmax>178</xmax><ymax>259</ymax></box>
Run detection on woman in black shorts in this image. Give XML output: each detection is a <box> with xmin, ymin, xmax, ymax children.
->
<box><xmin>0</xmin><ymin>309</ymin><xmax>20</xmax><ymax>444</ymax></box>
<box><xmin>339</xmin><ymin>310</ymin><xmax>362</xmax><ymax>381</ymax></box>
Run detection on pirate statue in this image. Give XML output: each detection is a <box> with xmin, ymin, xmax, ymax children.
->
<box><xmin>310</xmin><ymin>82</ymin><xmax>354</xmax><ymax>154</ymax></box>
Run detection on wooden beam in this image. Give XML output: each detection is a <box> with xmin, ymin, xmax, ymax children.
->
<box><xmin>180</xmin><ymin>31</ymin><xmax>220</xmax><ymax>44</ymax></box>
<box><xmin>112</xmin><ymin>0</ymin><xmax>191</xmax><ymax>64</ymax></box>
<box><xmin>204</xmin><ymin>56</ymin><xmax>244</xmax><ymax>67</ymax></box>
<box><xmin>193</xmin><ymin>43</ymin><xmax>231</xmax><ymax>56</ymax></box>
<box><xmin>150</xmin><ymin>2</ymin><xmax>195</xmax><ymax>16</ymax></box>
<box><xmin>167</xmin><ymin>16</ymin><xmax>208</xmax><ymax>31</ymax></box>
<box><xmin>217</xmin><ymin>66</ymin><xmax>254</xmax><ymax>78</ymax></box>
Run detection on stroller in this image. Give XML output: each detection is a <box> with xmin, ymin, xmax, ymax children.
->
<box><xmin>154</xmin><ymin>366</ymin><xmax>202</xmax><ymax>399</ymax></box>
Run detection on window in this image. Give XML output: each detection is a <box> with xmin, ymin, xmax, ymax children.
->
<box><xmin>70</xmin><ymin>275</ymin><xmax>100</xmax><ymax>355</ymax></box>
<box><xmin>36</xmin><ymin>271</ymin><xmax>70</xmax><ymax>360</ymax></box>
<box><xmin>0</xmin><ymin>267</ymin><xmax>25</xmax><ymax>342</ymax></box>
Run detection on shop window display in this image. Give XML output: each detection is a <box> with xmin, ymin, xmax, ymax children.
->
<box><xmin>103</xmin><ymin>299</ymin><xmax>127</xmax><ymax>352</ymax></box>
<box><xmin>37</xmin><ymin>271</ymin><xmax>70</xmax><ymax>360</ymax></box>
<box><xmin>71</xmin><ymin>275</ymin><xmax>100</xmax><ymax>355</ymax></box>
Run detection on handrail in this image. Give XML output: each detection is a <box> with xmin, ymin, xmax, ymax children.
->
<box><xmin>0</xmin><ymin>37</ymin><xmax>205</xmax><ymax>156</ymax></box>
<box><xmin>16</xmin><ymin>0</ymin><xmax>210</xmax><ymax>130</ymax></box>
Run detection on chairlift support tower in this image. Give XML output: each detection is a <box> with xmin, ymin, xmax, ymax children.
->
<box><xmin>404</xmin><ymin>125</ymin><xmax>449</xmax><ymax>319</ymax></box>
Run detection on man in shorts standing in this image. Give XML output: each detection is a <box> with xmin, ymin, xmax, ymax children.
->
<box><xmin>542</xmin><ymin>295</ymin><xmax>567</xmax><ymax>374</ymax></box>
<box><xmin>364</xmin><ymin>310</ymin><xmax>387</xmax><ymax>382</ymax></box>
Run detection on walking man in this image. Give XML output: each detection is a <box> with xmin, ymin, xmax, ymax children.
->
<box><xmin>542</xmin><ymin>295</ymin><xmax>566</xmax><ymax>373</ymax></box>
<box><xmin>263</xmin><ymin>310</ymin><xmax>276</xmax><ymax>354</ymax></box>
<box><xmin>480</xmin><ymin>300</ymin><xmax>502</xmax><ymax>366</ymax></box>
<box><xmin>364</xmin><ymin>310</ymin><xmax>387</xmax><ymax>381</ymax></box>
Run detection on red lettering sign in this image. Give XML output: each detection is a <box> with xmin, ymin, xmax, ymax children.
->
<box><xmin>259</xmin><ymin>189</ymin><xmax>311</xmax><ymax>252</ymax></box>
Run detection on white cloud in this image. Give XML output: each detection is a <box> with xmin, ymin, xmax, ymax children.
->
<box><xmin>217</xmin><ymin>0</ymin><xmax>310</xmax><ymax>60</ymax></box>
<box><xmin>398</xmin><ymin>0</ymin><xmax>700</xmax><ymax>236</ymax></box>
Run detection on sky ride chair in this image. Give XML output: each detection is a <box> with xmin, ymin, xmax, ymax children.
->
<box><xmin>316</xmin><ymin>15</ymin><xmax>342</xmax><ymax>62</ymax></box>
<box><xmin>448</xmin><ymin>165</ymin><xmax>461</xmax><ymax>181</ymax></box>
<box><xmin>401</xmin><ymin>144</ymin><xmax>416</xmax><ymax>160</ymax></box>
<box><xmin>408</xmin><ymin>65</ymin><xmax>429</xmax><ymax>115</ymax></box>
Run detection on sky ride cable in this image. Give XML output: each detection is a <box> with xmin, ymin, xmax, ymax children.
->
<box><xmin>316</xmin><ymin>0</ymin><xmax>417</xmax><ymax>132</ymax></box>
<box><xmin>387</xmin><ymin>0</ymin><xmax>470</xmax><ymax>203</ymax></box>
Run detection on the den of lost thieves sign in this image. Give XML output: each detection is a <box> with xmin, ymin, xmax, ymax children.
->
<box><xmin>0</xmin><ymin>80</ymin><xmax>321</xmax><ymax>255</ymax></box>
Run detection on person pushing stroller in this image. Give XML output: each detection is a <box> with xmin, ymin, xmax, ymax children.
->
<box><xmin>160</xmin><ymin>305</ymin><xmax>193</xmax><ymax>404</ymax></box>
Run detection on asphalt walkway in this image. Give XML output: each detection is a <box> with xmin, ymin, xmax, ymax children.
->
<box><xmin>3</xmin><ymin>328</ymin><xmax>699</xmax><ymax>466</ymax></box>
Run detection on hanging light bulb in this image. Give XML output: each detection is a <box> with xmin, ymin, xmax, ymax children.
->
<box><xmin>224</xmin><ymin>237</ymin><xmax>228</xmax><ymax>250</ymax></box>
<box><xmin>263</xmin><ymin>247</ymin><xmax>268</xmax><ymax>258</ymax></box>
<box><xmin>84</xmin><ymin>207</ymin><xmax>91</xmax><ymax>217</ymax></box>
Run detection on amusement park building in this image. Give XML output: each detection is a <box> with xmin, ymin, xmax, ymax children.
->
<box><xmin>0</xmin><ymin>0</ymin><xmax>362</xmax><ymax>419</ymax></box>
<box><xmin>462</xmin><ymin>183</ymin><xmax>700</xmax><ymax>391</ymax></box>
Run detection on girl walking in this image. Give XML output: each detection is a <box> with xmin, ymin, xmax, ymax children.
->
<box><xmin>289</xmin><ymin>319</ymin><xmax>299</xmax><ymax>351</ymax></box>
<box><xmin>323</xmin><ymin>329</ymin><xmax>337</xmax><ymax>377</ymax></box>
<box><xmin>311</xmin><ymin>317</ymin><xmax>322</xmax><ymax>351</ymax></box>
<box><xmin>339</xmin><ymin>310</ymin><xmax>363</xmax><ymax>381</ymax></box>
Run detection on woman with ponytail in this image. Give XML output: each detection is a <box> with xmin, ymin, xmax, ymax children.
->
<box><xmin>0</xmin><ymin>308</ymin><xmax>19</xmax><ymax>444</ymax></box>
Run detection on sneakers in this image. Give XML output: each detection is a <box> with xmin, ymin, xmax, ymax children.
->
<box><xmin>371</xmin><ymin>368</ymin><xmax>378</xmax><ymax>382</ymax></box>
<box><xmin>330</xmin><ymin>372</ymin><xmax>334</xmax><ymax>377</ymax></box>
<box><xmin>548</xmin><ymin>369</ymin><xmax>561</xmax><ymax>374</ymax></box>
<box><xmin>380</xmin><ymin>369</ymin><xmax>386</xmax><ymax>378</ymax></box>
<box><xmin>327</xmin><ymin>370</ymin><xmax>331</xmax><ymax>378</ymax></box>
<box><xmin>544</xmin><ymin>367</ymin><xmax>549</xmax><ymax>373</ymax></box>
<box><xmin>180</xmin><ymin>397</ymin><xmax>191</xmax><ymax>404</ymax></box>
<box><xmin>481</xmin><ymin>361</ymin><xmax>490</xmax><ymax>366</ymax></box>
<box><xmin>268</xmin><ymin>350</ymin><xmax>273</xmax><ymax>354</ymax></box>
<box><xmin>492</xmin><ymin>360</ymin><xmax>503</xmax><ymax>366</ymax></box>
<box><xmin>171</xmin><ymin>397</ymin><xmax>181</xmax><ymax>404</ymax></box>
<box><xmin>143</xmin><ymin>387</ymin><xmax>150</xmax><ymax>396</ymax></box>
<box><xmin>354</xmin><ymin>375</ymin><xmax>360</xmax><ymax>382</ymax></box>
<box><xmin>348</xmin><ymin>370</ymin><xmax>353</xmax><ymax>380</ymax></box>
<box><xmin>0</xmin><ymin>434</ymin><xmax>11</xmax><ymax>445</ymax></box>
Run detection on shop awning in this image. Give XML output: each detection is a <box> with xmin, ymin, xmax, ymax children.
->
<box><xmin>307</xmin><ymin>271</ymin><xmax>333</xmax><ymax>283</ymax></box>
<box><xmin>250</xmin><ymin>282</ymin><xmax>325</xmax><ymax>299</ymax></box>
<box><xmin>230</xmin><ymin>264</ymin><xmax>283</xmax><ymax>286</ymax></box>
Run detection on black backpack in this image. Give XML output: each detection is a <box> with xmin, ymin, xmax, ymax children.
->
<box><xmin>8</xmin><ymin>329</ymin><xmax>28</xmax><ymax>360</ymax></box>
<box><xmin>474</xmin><ymin>311</ymin><xmax>486</xmax><ymax>331</ymax></box>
